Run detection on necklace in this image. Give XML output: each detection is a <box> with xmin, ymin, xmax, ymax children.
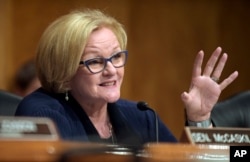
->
<box><xmin>108</xmin><ymin>123</ymin><xmax>116</xmax><ymax>144</ymax></box>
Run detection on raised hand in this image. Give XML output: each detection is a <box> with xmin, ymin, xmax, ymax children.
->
<box><xmin>181</xmin><ymin>47</ymin><xmax>238</xmax><ymax>122</ymax></box>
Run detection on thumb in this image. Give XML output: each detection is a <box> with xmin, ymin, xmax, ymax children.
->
<box><xmin>181</xmin><ymin>91</ymin><xmax>190</xmax><ymax>103</ymax></box>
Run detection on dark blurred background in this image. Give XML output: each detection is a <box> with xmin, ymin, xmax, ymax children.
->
<box><xmin>0</xmin><ymin>0</ymin><xmax>249</xmax><ymax>139</ymax></box>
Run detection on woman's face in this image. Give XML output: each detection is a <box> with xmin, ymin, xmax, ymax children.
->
<box><xmin>70</xmin><ymin>27</ymin><xmax>124</xmax><ymax>104</ymax></box>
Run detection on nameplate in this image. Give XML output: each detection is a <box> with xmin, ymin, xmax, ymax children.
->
<box><xmin>0</xmin><ymin>116</ymin><xmax>59</xmax><ymax>140</ymax></box>
<box><xmin>180</xmin><ymin>127</ymin><xmax>250</xmax><ymax>145</ymax></box>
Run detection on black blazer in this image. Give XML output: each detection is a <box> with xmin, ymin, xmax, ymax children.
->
<box><xmin>212</xmin><ymin>91</ymin><xmax>250</xmax><ymax>128</ymax></box>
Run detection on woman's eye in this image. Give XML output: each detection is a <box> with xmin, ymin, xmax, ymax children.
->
<box><xmin>113</xmin><ymin>53</ymin><xmax>122</xmax><ymax>60</ymax></box>
<box><xmin>87</xmin><ymin>59</ymin><xmax>104</xmax><ymax>65</ymax></box>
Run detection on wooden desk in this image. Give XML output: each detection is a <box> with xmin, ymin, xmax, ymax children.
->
<box><xmin>0</xmin><ymin>140</ymin><xmax>141</xmax><ymax>162</ymax></box>
<box><xmin>0</xmin><ymin>140</ymin><xmax>230</xmax><ymax>162</ymax></box>
<box><xmin>140</xmin><ymin>143</ymin><xmax>229</xmax><ymax>162</ymax></box>
<box><xmin>0</xmin><ymin>140</ymin><xmax>105</xmax><ymax>162</ymax></box>
<box><xmin>0</xmin><ymin>117</ymin><xmax>235</xmax><ymax>161</ymax></box>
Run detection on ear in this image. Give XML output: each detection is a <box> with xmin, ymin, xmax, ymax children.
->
<box><xmin>64</xmin><ymin>81</ymin><xmax>71</xmax><ymax>91</ymax></box>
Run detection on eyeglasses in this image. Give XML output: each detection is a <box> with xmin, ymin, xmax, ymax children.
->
<box><xmin>79</xmin><ymin>50</ymin><xmax>128</xmax><ymax>74</ymax></box>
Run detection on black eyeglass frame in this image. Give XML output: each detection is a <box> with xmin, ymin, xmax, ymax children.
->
<box><xmin>79</xmin><ymin>50</ymin><xmax>128</xmax><ymax>74</ymax></box>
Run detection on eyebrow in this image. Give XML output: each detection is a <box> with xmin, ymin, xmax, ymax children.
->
<box><xmin>83</xmin><ymin>46</ymin><xmax>121</xmax><ymax>55</ymax></box>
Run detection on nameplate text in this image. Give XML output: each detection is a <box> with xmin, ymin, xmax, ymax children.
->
<box><xmin>0</xmin><ymin>116</ymin><xmax>59</xmax><ymax>140</ymax></box>
<box><xmin>181</xmin><ymin>127</ymin><xmax>250</xmax><ymax>145</ymax></box>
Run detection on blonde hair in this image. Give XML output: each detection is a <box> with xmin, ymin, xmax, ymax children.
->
<box><xmin>36</xmin><ymin>9</ymin><xmax>127</xmax><ymax>93</ymax></box>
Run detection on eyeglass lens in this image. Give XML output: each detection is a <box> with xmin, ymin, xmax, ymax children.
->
<box><xmin>81</xmin><ymin>51</ymin><xmax>127</xmax><ymax>74</ymax></box>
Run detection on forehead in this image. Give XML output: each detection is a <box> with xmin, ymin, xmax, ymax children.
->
<box><xmin>85</xmin><ymin>27</ymin><xmax>119</xmax><ymax>49</ymax></box>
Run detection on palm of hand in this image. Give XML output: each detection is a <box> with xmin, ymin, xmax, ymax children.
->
<box><xmin>182</xmin><ymin>47</ymin><xmax>238</xmax><ymax>121</ymax></box>
<box><xmin>186</xmin><ymin>76</ymin><xmax>221</xmax><ymax>118</ymax></box>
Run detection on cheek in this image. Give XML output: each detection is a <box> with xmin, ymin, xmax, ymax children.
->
<box><xmin>118</xmin><ymin>68</ymin><xmax>125</xmax><ymax>82</ymax></box>
<box><xmin>79</xmin><ymin>76</ymin><xmax>93</xmax><ymax>86</ymax></box>
<box><xmin>70</xmin><ymin>70</ymin><xmax>91</xmax><ymax>90</ymax></box>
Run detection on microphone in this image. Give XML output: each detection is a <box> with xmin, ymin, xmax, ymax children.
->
<box><xmin>137</xmin><ymin>101</ymin><xmax>159</xmax><ymax>143</ymax></box>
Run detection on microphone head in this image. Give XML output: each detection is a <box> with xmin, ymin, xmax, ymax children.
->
<box><xmin>137</xmin><ymin>101</ymin><xmax>149</xmax><ymax>111</ymax></box>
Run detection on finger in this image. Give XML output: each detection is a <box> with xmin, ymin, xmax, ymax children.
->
<box><xmin>220</xmin><ymin>71</ymin><xmax>239</xmax><ymax>90</ymax></box>
<box><xmin>189</xmin><ymin>51</ymin><xmax>204</xmax><ymax>90</ymax></box>
<box><xmin>192</xmin><ymin>50</ymin><xmax>204</xmax><ymax>79</ymax></box>
<box><xmin>211</xmin><ymin>53</ymin><xmax>228</xmax><ymax>81</ymax></box>
<box><xmin>203</xmin><ymin>47</ymin><xmax>222</xmax><ymax>76</ymax></box>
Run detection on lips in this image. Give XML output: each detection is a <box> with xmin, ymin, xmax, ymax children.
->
<box><xmin>100</xmin><ymin>81</ymin><xmax>116</xmax><ymax>86</ymax></box>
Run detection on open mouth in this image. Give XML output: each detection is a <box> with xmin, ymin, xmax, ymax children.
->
<box><xmin>100</xmin><ymin>81</ymin><xmax>116</xmax><ymax>86</ymax></box>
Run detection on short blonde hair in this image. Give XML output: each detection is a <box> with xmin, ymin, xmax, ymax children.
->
<box><xmin>36</xmin><ymin>9</ymin><xmax>127</xmax><ymax>93</ymax></box>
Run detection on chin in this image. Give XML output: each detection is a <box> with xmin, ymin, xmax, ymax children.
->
<box><xmin>105</xmin><ymin>95</ymin><xmax>120</xmax><ymax>103</ymax></box>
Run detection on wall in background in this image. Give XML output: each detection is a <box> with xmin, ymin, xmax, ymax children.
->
<box><xmin>1</xmin><ymin>0</ymin><xmax>250</xmax><ymax>139</ymax></box>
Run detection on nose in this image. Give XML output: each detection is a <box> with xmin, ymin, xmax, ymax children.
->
<box><xmin>103</xmin><ymin>61</ymin><xmax>116</xmax><ymax>74</ymax></box>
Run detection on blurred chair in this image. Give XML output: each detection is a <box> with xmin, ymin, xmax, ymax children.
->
<box><xmin>0</xmin><ymin>89</ymin><xmax>22</xmax><ymax>116</ymax></box>
<box><xmin>211</xmin><ymin>91</ymin><xmax>250</xmax><ymax>128</ymax></box>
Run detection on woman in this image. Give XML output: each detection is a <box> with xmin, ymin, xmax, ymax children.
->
<box><xmin>15</xmin><ymin>9</ymin><xmax>238</xmax><ymax>146</ymax></box>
